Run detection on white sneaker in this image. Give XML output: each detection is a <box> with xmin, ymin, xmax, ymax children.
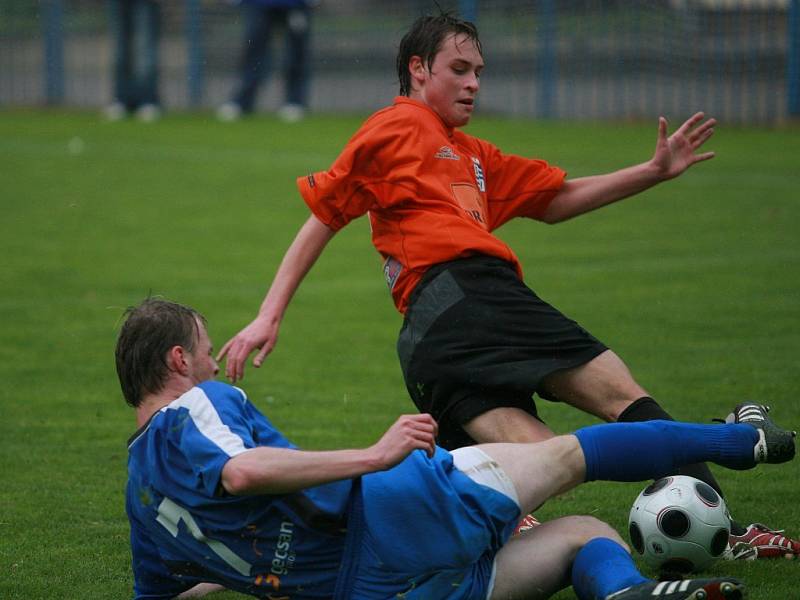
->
<box><xmin>136</xmin><ymin>104</ymin><xmax>161</xmax><ymax>122</ymax></box>
<box><xmin>103</xmin><ymin>102</ymin><xmax>127</xmax><ymax>121</ymax></box>
<box><xmin>216</xmin><ymin>102</ymin><xmax>242</xmax><ymax>122</ymax></box>
<box><xmin>277</xmin><ymin>103</ymin><xmax>305</xmax><ymax>123</ymax></box>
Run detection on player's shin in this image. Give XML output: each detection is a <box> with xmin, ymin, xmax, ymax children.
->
<box><xmin>571</xmin><ymin>538</ymin><xmax>648</xmax><ymax>600</ymax></box>
<box><xmin>573</xmin><ymin>421</ymin><xmax>760</xmax><ymax>483</ymax></box>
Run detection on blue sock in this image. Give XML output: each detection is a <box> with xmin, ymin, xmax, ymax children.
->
<box><xmin>574</xmin><ymin>420</ymin><xmax>759</xmax><ymax>482</ymax></box>
<box><xmin>572</xmin><ymin>537</ymin><xmax>648</xmax><ymax>600</ymax></box>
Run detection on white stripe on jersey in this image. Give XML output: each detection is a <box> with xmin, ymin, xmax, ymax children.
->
<box><xmin>167</xmin><ymin>386</ymin><xmax>248</xmax><ymax>457</ymax></box>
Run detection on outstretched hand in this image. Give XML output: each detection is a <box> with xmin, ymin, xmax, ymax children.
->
<box><xmin>216</xmin><ymin>314</ymin><xmax>278</xmax><ymax>382</ymax></box>
<box><xmin>651</xmin><ymin>112</ymin><xmax>716</xmax><ymax>180</ymax></box>
<box><xmin>369</xmin><ymin>414</ymin><xmax>439</xmax><ymax>470</ymax></box>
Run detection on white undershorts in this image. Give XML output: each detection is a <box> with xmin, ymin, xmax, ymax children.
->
<box><xmin>451</xmin><ymin>446</ymin><xmax>522</xmax><ymax>600</ymax></box>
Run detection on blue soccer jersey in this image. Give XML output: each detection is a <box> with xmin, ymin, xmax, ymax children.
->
<box><xmin>126</xmin><ymin>380</ymin><xmax>353</xmax><ymax>599</ymax></box>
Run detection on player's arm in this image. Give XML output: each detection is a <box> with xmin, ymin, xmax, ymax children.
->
<box><xmin>176</xmin><ymin>583</ymin><xmax>227</xmax><ymax>598</ymax></box>
<box><xmin>540</xmin><ymin>112</ymin><xmax>716</xmax><ymax>224</ymax></box>
<box><xmin>220</xmin><ymin>414</ymin><xmax>438</xmax><ymax>495</ymax></box>
<box><xmin>217</xmin><ymin>213</ymin><xmax>335</xmax><ymax>382</ymax></box>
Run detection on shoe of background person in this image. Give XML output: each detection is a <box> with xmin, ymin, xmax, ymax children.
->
<box><xmin>724</xmin><ymin>522</ymin><xmax>800</xmax><ymax>560</ymax></box>
<box><xmin>277</xmin><ymin>103</ymin><xmax>305</xmax><ymax>123</ymax></box>
<box><xmin>725</xmin><ymin>402</ymin><xmax>796</xmax><ymax>464</ymax></box>
<box><xmin>136</xmin><ymin>104</ymin><xmax>161</xmax><ymax>122</ymax></box>
<box><xmin>216</xmin><ymin>102</ymin><xmax>242</xmax><ymax>122</ymax></box>
<box><xmin>512</xmin><ymin>513</ymin><xmax>541</xmax><ymax>536</ymax></box>
<box><xmin>103</xmin><ymin>102</ymin><xmax>127</xmax><ymax>121</ymax></box>
<box><xmin>605</xmin><ymin>577</ymin><xmax>745</xmax><ymax>600</ymax></box>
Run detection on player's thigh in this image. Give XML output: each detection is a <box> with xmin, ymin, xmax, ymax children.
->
<box><xmin>541</xmin><ymin>349</ymin><xmax>648</xmax><ymax>421</ymax></box>
<box><xmin>463</xmin><ymin>406</ymin><xmax>556</xmax><ymax>444</ymax></box>
<box><xmin>476</xmin><ymin>436</ymin><xmax>586</xmax><ymax>515</ymax></box>
<box><xmin>490</xmin><ymin>516</ymin><xmax>623</xmax><ymax>600</ymax></box>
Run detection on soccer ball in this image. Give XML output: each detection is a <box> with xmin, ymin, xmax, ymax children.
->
<box><xmin>628</xmin><ymin>475</ymin><xmax>730</xmax><ymax>573</ymax></box>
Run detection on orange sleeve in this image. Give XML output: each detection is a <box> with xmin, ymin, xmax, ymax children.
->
<box><xmin>297</xmin><ymin>108</ymin><xmax>414</xmax><ymax>231</ymax></box>
<box><xmin>479</xmin><ymin>139</ymin><xmax>567</xmax><ymax>230</ymax></box>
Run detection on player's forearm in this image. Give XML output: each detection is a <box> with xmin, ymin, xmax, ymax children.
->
<box><xmin>221</xmin><ymin>446</ymin><xmax>383</xmax><ymax>496</ymax></box>
<box><xmin>541</xmin><ymin>160</ymin><xmax>664</xmax><ymax>223</ymax></box>
<box><xmin>258</xmin><ymin>214</ymin><xmax>335</xmax><ymax>321</ymax></box>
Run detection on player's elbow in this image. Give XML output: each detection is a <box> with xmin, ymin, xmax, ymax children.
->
<box><xmin>539</xmin><ymin>211</ymin><xmax>562</xmax><ymax>225</ymax></box>
<box><xmin>539</xmin><ymin>207</ymin><xmax>570</xmax><ymax>225</ymax></box>
<box><xmin>539</xmin><ymin>198</ymin><xmax>572</xmax><ymax>224</ymax></box>
<box><xmin>220</xmin><ymin>459</ymin><xmax>257</xmax><ymax>496</ymax></box>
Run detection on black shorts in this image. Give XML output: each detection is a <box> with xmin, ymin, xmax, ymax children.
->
<box><xmin>397</xmin><ymin>255</ymin><xmax>607</xmax><ymax>449</ymax></box>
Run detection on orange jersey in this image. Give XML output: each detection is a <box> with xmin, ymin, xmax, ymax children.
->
<box><xmin>297</xmin><ymin>97</ymin><xmax>566</xmax><ymax>314</ymax></box>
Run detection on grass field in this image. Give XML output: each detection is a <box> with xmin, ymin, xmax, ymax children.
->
<box><xmin>0</xmin><ymin>108</ymin><xmax>798</xmax><ymax>599</ymax></box>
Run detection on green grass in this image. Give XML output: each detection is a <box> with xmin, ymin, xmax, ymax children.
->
<box><xmin>0</xmin><ymin>108</ymin><xmax>798</xmax><ymax>599</ymax></box>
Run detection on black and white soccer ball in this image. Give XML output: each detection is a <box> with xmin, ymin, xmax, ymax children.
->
<box><xmin>628</xmin><ymin>475</ymin><xmax>730</xmax><ymax>573</ymax></box>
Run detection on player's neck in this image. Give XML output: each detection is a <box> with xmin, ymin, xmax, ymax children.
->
<box><xmin>135</xmin><ymin>379</ymin><xmax>193</xmax><ymax>427</ymax></box>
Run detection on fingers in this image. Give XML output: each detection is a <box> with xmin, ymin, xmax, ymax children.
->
<box><xmin>222</xmin><ymin>337</ymin><xmax>255</xmax><ymax>383</ymax></box>
<box><xmin>216</xmin><ymin>339</ymin><xmax>233</xmax><ymax>363</ymax></box>
<box><xmin>674</xmin><ymin>111</ymin><xmax>706</xmax><ymax>136</ymax></box>
<box><xmin>672</xmin><ymin>113</ymin><xmax>716</xmax><ymax>147</ymax></box>
<box><xmin>657</xmin><ymin>116</ymin><xmax>668</xmax><ymax>141</ymax></box>
<box><xmin>688</xmin><ymin>120</ymin><xmax>716</xmax><ymax>149</ymax></box>
<box><xmin>254</xmin><ymin>344</ymin><xmax>270</xmax><ymax>368</ymax></box>
<box><xmin>397</xmin><ymin>413</ymin><xmax>438</xmax><ymax>457</ymax></box>
<box><xmin>693</xmin><ymin>151</ymin><xmax>715</xmax><ymax>163</ymax></box>
<box><xmin>225</xmin><ymin>345</ymin><xmax>243</xmax><ymax>382</ymax></box>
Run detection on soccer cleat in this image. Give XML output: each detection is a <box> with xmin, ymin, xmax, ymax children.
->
<box><xmin>724</xmin><ymin>403</ymin><xmax>796</xmax><ymax>464</ymax></box>
<box><xmin>605</xmin><ymin>578</ymin><xmax>745</xmax><ymax>600</ymax></box>
<box><xmin>724</xmin><ymin>522</ymin><xmax>800</xmax><ymax>560</ymax></box>
<box><xmin>512</xmin><ymin>513</ymin><xmax>541</xmax><ymax>536</ymax></box>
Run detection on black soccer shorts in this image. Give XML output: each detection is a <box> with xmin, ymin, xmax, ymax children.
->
<box><xmin>397</xmin><ymin>255</ymin><xmax>607</xmax><ymax>449</ymax></box>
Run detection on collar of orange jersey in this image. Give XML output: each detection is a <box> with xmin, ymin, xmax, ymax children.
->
<box><xmin>393</xmin><ymin>96</ymin><xmax>455</xmax><ymax>137</ymax></box>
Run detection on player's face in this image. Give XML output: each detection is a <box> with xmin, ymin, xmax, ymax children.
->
<box><xmin>411</xmin><ymin>33</ymin><xmax>483</xmax><ymax>128</ymax></box>
<box><xmin>188</xmin><ymin>320</ymin><xmax>219</xmax><ymax>384</ymax></box>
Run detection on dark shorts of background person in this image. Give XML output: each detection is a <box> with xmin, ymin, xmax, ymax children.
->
<box><xmin>397</xmin><ymin>255</ymin><xmax>608</xmax><ymax>450</ymax></box>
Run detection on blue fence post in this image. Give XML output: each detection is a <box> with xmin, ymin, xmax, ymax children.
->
<box><xmin>185</xmin><ymin>0</ymin><xmax>204</xmax><ymax>107</ymax></box>
<box><xmin>789</xmin><ymin>0</ymin><xmax>800</xmax><ymax>117</ymax></box>
<box><xmin>536</xmin><ymin>0</ymin><xmax>557</xmax><ymax>119</ymax></box>
<box><xmin>458</xmin><ymin>0</ymin><xmax>477</xmax><ymax>23</ymax></box>
<box><xmin>42</xmin><ymin>0</ymin><xmax>65</xmax><ymax>104</ymax></box>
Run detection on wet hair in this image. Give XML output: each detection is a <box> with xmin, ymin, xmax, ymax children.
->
<box><xmin>396</xmin><ymin>12</ymin><xmax>482</xmax><ymax>96</ymax></box>
<box><xmin>115</xmin><ymin>298</ymin><xmax>205</xmax><ymax>407</ymax></box>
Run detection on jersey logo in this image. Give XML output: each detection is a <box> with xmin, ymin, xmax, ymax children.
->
<box><xmin>471</xmin><ymin>157</ymin><xmax>486</xmax><ymax>192</ymax></box>
<box><xmin>383</xmin><ymin>256</ymin><xmax>403</xmax><ymax>290</ymax></box>
<box><xmin>434</xmin><ymin>145</ymin><xmax>460</xmax><ymax>160</ymax></box>
<box><xmin>451</xmin><ymin>183</ymin><xmax>486</xmax><ymax>227</ymax></box>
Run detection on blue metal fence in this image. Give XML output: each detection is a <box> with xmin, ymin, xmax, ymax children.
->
<box><xmin>1</xmin><ymin>0</ymin><xmax>798</xmax><ymax>123</ymax></box>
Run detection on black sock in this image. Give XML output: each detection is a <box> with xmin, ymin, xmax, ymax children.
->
<box><xmin>617</xmin><ymin>397</ymin><xmax>726</xmax><ymax>499</ymax></box>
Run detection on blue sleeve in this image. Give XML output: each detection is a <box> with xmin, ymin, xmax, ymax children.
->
<box><xmin>169</xmin><ymin>382</ymin><xmax>296</xmax><ymax>497</ymax></box>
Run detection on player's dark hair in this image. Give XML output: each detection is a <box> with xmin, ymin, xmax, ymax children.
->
<box><xmin>115</xmin><ymin>298</ymin><xmax>205</xmax><ymax>407</ymax></box>
<box><xmin>396</xmin><ymin>12</ymin><xmax>482</xmax><ymax>96</ymax></box>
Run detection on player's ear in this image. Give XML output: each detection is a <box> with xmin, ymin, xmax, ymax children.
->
<box><xmin>167</xmin><ymin>345</ymin><xmax>190</xmax><ymax>376</ymax></box>
<box><xmin>409</xmin><ymin>55</ymin><xmax>427</xmax><ymax>90</ymax></box>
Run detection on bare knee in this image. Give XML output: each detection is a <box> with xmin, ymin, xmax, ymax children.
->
<box><xmin>561</xmin><ymin>515</ymin><xmax>628</xmax><ymax>553</ymax></box>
